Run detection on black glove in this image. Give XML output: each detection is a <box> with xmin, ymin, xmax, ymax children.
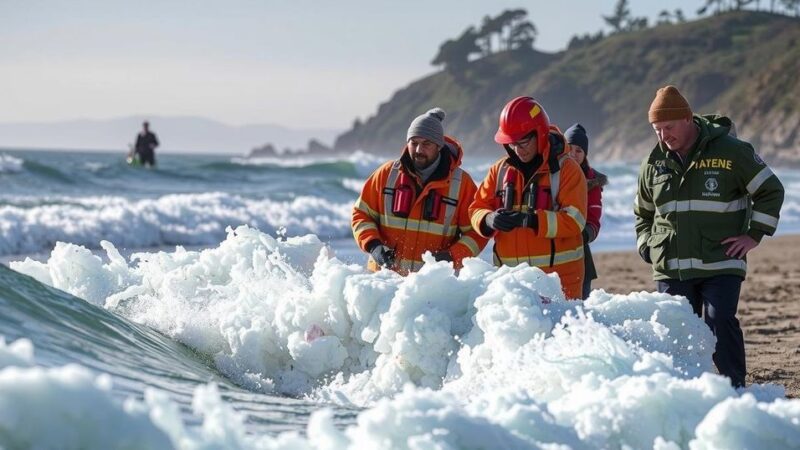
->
<box><xmin>522</xmin><ymin>212</ymin><xmax>538</xmax><ymax>232</ymax></box>
<box><xmin>485</xmin><ymin>210</ymin><xmax>526</xmax><ymax>232</ymax></box>
<box><xmin>431</xmin><ymin>250</ymin><xmax>452</xmax><ymax>262</ymax></box>
<box><xmin>369</xmin><ymin>243</ymin><xmax>396</xmax><ymax>268</ymax></box>
<box><xmin>639</xmin><ymin>247</ymin><xmax>652</xmax><ymax>264</ymax></box>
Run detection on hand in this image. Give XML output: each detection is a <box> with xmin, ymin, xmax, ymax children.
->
<box><xmin>431</xmin><ymin>250</ymin><xmax>452</xmax><ymax>262</ymax></box>
<box><xmin>639</xmin><ymin>247</ymin><xmax>652</xmax><ymax>264</ymax></box>
<box><xmin>485</xmin><ymin>210</ymin><xmax>526</xmax><ymax>232</ymax></box>
<box><xmin>522</xmin><ymin>212</ymin><xmax>538</xmax><ymax>232</ymax></box>
<box><xmin>722</xmin><ymin>235</ymin><xmax>758</xmax><ymax>259</ymax></box>
<box><xmin>370</xmin><ymin>244</ymin><xmax>396</xmax><ymax>268</ymax></box>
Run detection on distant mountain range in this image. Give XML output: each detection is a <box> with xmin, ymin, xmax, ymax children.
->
<box><xmin>0</xmin><ymin>116</ymin><xmax>339</xmax><ymax>155</ymax></box>
<box><xmin>333</xmin><ymin>11</ymin><xmax>800</xmax><ymax>166</ymax></box>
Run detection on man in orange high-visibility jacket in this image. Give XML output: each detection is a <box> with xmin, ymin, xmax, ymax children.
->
<box><xmin>470</xmin><ymin>97</ymin><xmax>587</xmax><ymax>299</ymax></box>
<box><xmin>352</xmin><ymin>108</ymin><xmax>487</xmax><ymax>274</ymax></box>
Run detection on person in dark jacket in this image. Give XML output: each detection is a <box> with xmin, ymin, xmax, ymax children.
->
<box><xmin>634</xmin><ymin>85</ymin><xmax>784</xmax><ymax>388</ymax></box>
<box><xmin>565</xmin><ymin>124</ymin><xmax>607</xmax><ymax>300</ymax></box>
<box><xmin>134</xmin><ymin>121</ymin><xmax>159</xmax><ymax>167</ymax></box>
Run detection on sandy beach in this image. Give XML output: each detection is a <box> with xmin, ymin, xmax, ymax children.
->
<box><xmin>593</xmin><ymin>234</ymin><xmax>800</xmax><ymax>397</ymax></box>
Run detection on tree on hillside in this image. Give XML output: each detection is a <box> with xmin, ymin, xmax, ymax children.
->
<box><xmin>428</xmin><ymin>8</ymin><xmax>546</xmax><ymax>71</ymax></box>
<box><xmin>477</xmin><ymin>14</ymin><xmax>504</xmax><ymax>56</ymax></box>
<box><xmin>567</xmin><ymin>31</ymin><xmax>605</xmax><ymax>49</ymax></box>
<box><xmin>697</xmin><ymin>0</ymin><xmax>720</xmax><ymax>15</ymax></box>
<box><xmin>431</xmin><ymin>27</ymin><xmax>482</xmax><ymax>72</ymax></box>
<box><xmin>675</xmin><ymin>8</ymin><xmax>687</xmax><ymax>22</ymax></box>
<box><xmin>497</xmin><ymin>9</ymin><xmax>534</xmax><ymax>50</ymax></box>
<box><xmin>698</xmin><ymin>0</ymin><xmax>797</xmax><ymax>15</ymax></box>
<box><xmin>603</xmin><ymin>0</ymin><xmax>650</xmax><ymax>33</ymax></box>
<box><xmin>698</xmin><ymin>0</ymin><xmax>757</xmax><ymax>14</ymax></box>
<box><xmin>604</xmin><ymin>0</ymin><xmax>632</xmax><ymax>32</ymax></box>
<box><xmin>508</xmin><ymin>20</ymin><xmax>538</xmax><ymax>49</ymax></box>
<box><xmin>658</xmin><ymin>9</ymin><xmax>673</xmax><ymax>24</ymax></box>
<box><xmin>781</xmin><ymin>0</ymin><xmax>800</xmax><ymax>15</ymax></box>
<box><xmin>628</xmin><ymin>16</ymin><xmax>649</xmax><ymax>31</ymax></box>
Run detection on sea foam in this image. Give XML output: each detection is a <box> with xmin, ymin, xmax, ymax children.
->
<box><xmin>7</xmin><ymin>225</ymin><xmax>800</xmax><ymax>448</ymax></box>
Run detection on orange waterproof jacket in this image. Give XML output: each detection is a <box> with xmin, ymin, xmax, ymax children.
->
<box><xmin>469</xmin><ymin>127</ymin><xmax>588</xmax><ymax>299</ymax></box>
<box><xmin>352</xmin><ymin>136</ymin><xmax>487</xmax><ymax>274</ymax></box>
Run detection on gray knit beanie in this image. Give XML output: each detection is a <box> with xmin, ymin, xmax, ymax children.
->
<box><xmin>407</xmin><ymin>107</ymin><xmax>446</xmax><ymax>148</ymax></box>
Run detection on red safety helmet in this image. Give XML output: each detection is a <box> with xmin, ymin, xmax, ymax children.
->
<box><xmin>494</xmin><ymin>96</ymin><xmax>551</xmax><ymax>152</ymax></box>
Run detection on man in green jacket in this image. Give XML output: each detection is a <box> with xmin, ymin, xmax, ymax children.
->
<box><xmin>634</xmin><ymin>85</ymin><xmax>784</xmax><ymax>388</ymax></box>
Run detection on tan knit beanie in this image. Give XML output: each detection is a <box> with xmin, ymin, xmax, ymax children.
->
<box><xmin>648</xmin><ymin>85</ymin><xmax>692</xmax><ymax>123</ymax></box>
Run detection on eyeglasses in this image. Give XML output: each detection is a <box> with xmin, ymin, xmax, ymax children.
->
<box><xmin>509</xmin><ymin>136</ymin><xmax>533</xmax><ymax>150</ymax></box>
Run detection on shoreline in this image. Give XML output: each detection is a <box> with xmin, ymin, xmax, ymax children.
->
<box><xmin>592</xmin><ymin>233</ymin><xmax>800</xmax><ymax>397</ymax></box>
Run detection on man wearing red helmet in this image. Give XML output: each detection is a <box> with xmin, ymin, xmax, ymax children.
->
<box><xmin>469</xmin><ymin>97</ymin><xmax>588</xmax><ymax>299</ymax></box>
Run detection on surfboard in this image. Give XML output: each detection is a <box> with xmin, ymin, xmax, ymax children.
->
<box><xmin>126</xmin><ymin>152</ymin><xmax>141</xmax><ymax>166</ymax></box>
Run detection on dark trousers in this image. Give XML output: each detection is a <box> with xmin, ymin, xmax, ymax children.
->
<box><xmin>137</xmin><ymin>148</ymin><xmax>156</xmax><ymax>167</ymax></box>
<box><xmin>657</xmin><ymin>275</ymin><xmax>746</xmax><ymax>387</ymax></box>
<box><xmin>581</xmin><ymin>277</ymin><xmax>592</xmax><ymax>300</ymax></box>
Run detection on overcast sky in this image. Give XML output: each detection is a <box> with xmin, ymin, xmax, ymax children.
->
<box><xmin>2</xmin><ymin>0</ymin><xmax>701</xmax><ymax>130</ymax></box>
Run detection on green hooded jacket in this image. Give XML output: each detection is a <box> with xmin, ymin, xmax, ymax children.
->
<box><xmin>634</xmin><ymin>114</ymin><xmax>784</xmax><ymax>281</ymax></box>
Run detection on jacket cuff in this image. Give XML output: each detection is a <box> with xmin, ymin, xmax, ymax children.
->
<box><xmin>474</xmin><ymin>210</ymin><xmax>495</xmax><ymax>238</ymax></box>
<box><xmin>583</xmin><ymin>224</ymin><xmax>598</xmax><ymax>243</ymax></box>
<box><xmin>365</xmin><ymin>239</ymin><xmax>382</xmax><ymax>253</ymax></box>
<box><xmin>747</xmin><ymin>229</ymin><xmax>765</xmax><ymax>243</ymax></box>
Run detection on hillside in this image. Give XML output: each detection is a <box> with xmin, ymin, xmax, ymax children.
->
<box><xmin>334</xmin><ymin>11</ymin><xmax>800</xmax><ymax>165</ymax></box>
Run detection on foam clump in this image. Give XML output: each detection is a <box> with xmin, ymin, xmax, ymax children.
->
<box><xmin>6</xmin><ymin>225</ymin><xmax>720</xmax><ymax>402</ymax></box>
<box><xmin>8</xmin><ymin>225</ymin><xmax>800</xmax><ymax>448</ymax></box>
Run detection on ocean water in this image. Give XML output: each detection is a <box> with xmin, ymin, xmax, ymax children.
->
<box><xmin>3</xmin><ymin>149</ymin><xmax>799</xmax><ymax>261</ymax></box>
<box><xmin>1</xmin><ymin>149</ymin><xmax>800</xmax><ymax>449</ymax></box>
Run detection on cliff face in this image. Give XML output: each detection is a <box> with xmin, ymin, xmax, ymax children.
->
<box><xmin>334</xmin><ymin>11</ymin><xmax>800</xmax><ymax>165</ymax></box>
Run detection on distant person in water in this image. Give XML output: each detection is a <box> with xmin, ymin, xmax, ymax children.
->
<box><xmin>134</xmin><ymin>121</ymin><xmax>159</xmax><ymax>167</ymax></box>
<box><xmin>351</xmin><ymin>107</ymin><xmax>487</xmax><ymax>274</ymax></box>
<box><xmin>564</xmin><ymin>123</ymin><xmax>607</xmax><ymax>300</ymax></box>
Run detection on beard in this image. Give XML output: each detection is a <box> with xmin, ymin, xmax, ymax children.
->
<box><xmin>413</xmin><ymin>153</ymin><xmax>435</xmax><ymax>170</ymax></box>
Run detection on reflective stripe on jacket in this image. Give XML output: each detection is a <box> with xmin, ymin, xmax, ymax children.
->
<box><xmin>352</xmin><ymin>136</ymin><xmax>487</xmax><ymax>274</ymax></box>
<box><xmin>469</xmin><ymin>127</ymin><xmax>587</xmax><ymax>299</ymax></box>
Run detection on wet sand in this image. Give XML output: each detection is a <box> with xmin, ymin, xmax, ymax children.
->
<box><xmin>592</xmin><ymin>234</ymin><xmax>800</xmax><ymax>397</ymax></box>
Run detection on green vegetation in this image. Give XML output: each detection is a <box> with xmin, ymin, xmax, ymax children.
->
<box><xmin>333</xmin><ymin>10</ymin><xmax>800</xmax><ymax>165</ymax></box>
<box><xmin>431</xmin><ymin>9</ymin><xmax>538</xmax><ymax>73</ymax></box>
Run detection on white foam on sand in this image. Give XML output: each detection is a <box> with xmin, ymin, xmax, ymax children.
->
<box><xmin>8</xmin><ymin>225</ymin><xmax>800</xmax><ymax>448</ymax></box>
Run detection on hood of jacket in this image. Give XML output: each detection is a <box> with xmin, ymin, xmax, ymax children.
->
<box><xmin>587</xmin><ymin>168</ymin><xmax>608</xmax><ymax>191</ymax></box>
<box><xmin>699</xmin><ymin>113</ymin><xmax>734</xmax><ymax>140</ymax></box>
